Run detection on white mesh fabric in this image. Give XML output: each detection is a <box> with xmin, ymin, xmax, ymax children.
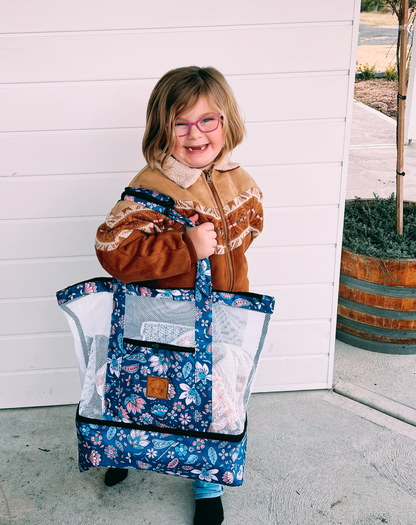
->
<box><xmin>61</xmin><ymin>289</ymin><xmax>272</xmax><ymax>432</ymax></box>
<box><xmin>211</xmin><ymin>303</ymin><xmax>271</xmax><ymax>434</ymax></box>
<box><xmin>125</xmin><ymin>296</ymin><xmax>195</xmax><ymax>346</ymax></box>
<box><xmin>60</xmin><ymin>292</ymin><xmax>112</xmax><ymax>419</ymax></box>
<box><xmin>141</xmin><ymin>322</ymin><xmax>191</xmax><ymax>343</ymax></box>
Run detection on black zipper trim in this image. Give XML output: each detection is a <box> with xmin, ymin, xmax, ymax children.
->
<box><xmin>128</xmin><ymin>286</ymin><xmax>267</xmax><ymax>300</ymax></box>
<box><xmin>128</xmin><ymin>283</ymin><xmax>195</xmax><ymax>291</ymax></box>
<box><xmin>76</xmin><ymin>406</ymin><xmax>247</xmax><ymax>443</ymax></box>
<box><xmin>214</xmin><ymin>289</ymin><xmax>269</xmax><ymax>301</ymax></box>
<box><xmin>123</xmin><ymin>338</ymin><xmax>195</xmax><ymax>354</ymax></box>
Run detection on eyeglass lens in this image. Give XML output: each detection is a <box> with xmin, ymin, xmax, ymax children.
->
<box><xmin>174</xmin><ymin>116</ymin><xmax>221</xmax><ymax>137</ymax></box>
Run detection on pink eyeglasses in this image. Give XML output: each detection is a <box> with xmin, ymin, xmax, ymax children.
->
<box><xmin>173</xmin><ymin>115</ymin><xmax>222</xmax><ymax>137</ymax></box>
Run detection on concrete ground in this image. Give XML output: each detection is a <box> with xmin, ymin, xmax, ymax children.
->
<box><xmin>348</xmin><ymin>101</ymin><xmax>416</xmax><ymax>201</ymax></box>
<box><xmin>359</xmin><ymin>24</ymin><xmax>398</xmax><ymax>46</ymax></box>
<box><xmin>1</xmin><ymin>103</ymin><xmax>416</xmax><ymax>525</ymax></box>
<box><xmin>2</xmin><ymin>387</ymin><xmax>416</xmax><ymax>525</ymax></box>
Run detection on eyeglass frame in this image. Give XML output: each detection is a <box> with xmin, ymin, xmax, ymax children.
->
<box><xmin>171</xmin><ymin>114</ymin><xmax>223</xmax><ymax>137</ymax></box>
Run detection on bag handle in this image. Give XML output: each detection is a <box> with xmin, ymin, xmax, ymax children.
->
<box><xmin>121</xmin><ymin>187</ymin><xmax>194</xmax><ymax>228</ymax></box>
<box><xmin>121</xmin><ymin>187</ymin><xmax>211</xmax><ymax>285</ymax></box>
<box><xmin>120</xmin><ymin>187</ymin><xmax>213</xmax><ymax>356</ymax></box>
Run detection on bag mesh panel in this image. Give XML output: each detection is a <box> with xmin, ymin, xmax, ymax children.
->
<box><xmin>125</xmin><ymin>296</ymin><xmax>195</xmax><ymax>346</ymax></box>
<box><xmin>79</xmin><ymin>334</ymin><xmax>110</xmax><ymax>419</ymax></box>
<box><xmin>61</xmin><ymin>293</ymin><xmax>112</xmax><ymax>419</ymax></box>
<box><xmin>211</xmin><ymin>303</ymin><xmax>271</xmax><ymax>435</ymax></box>
<box><xmin>63</xmin><ymin>290</ymin><xmax>272</xmax><ymax>430</ymax></box>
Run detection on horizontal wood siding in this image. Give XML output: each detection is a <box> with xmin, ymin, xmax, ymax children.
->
<box><xmin>0</xmin><ymin>370</ymin><xmax>81</xmax><ymax>409</ymax></box>
<box><xmin>0</xmin><ymin>74</ymin><xmax>349</xmax><ymax>132</ymax></box>
<box><xmin>0</xmin><ymin>298</ymin><xmax>68</xmax><ymax>336</ymax></box>
<box><xmin>0</xmin><ymin>333</ymin><xmax>78</xmax><ymax>371</ymax></box>
<box><xmin>1</xmin><ymin>258</ymin><xmax>106</xmax><ymax>300</ymax></box>
<box><xmin>0</xmin><ymin>25</ymin><xmax>352</xmax><ymax>83</ymax></box>
<box><xmin>0</xmin><ymin>173</ymin><xmax>135</xmax><ymax>220</ymax></box>
<box><xmin>0</xmin><ymin>1</ymin><xmax>355</xmax><ymax>32</ymax></box>
<box><xmin>0</xmin><ymin>165</ymin><xmax>343</xmax><ymax>220</ymax></box>
<box><xmin>2</xmin><ymin>206</ymin><xmax>339</xmax><ymax>261</ymax></box>
<box><xmin>262</xmin><ymin>320</ymin><xmax>332</xmax><ymax>356</ymax></box>
<box><xmin>0</xmin><ymin>0</ymin><xmax>359</xmax><ymax>407</ymax></box>
<box><xmin>254</xmin><ymin>355</ymin><xmax>330</xmax><ymax>393</ymax></box>
<box><xmin>247</xmin><ymin>247</ymin><xmax>337</xmax><ymax>286</ymax></box>
<box><xmin>2</xmin><ymin>120</ymin><xmax>346</xmax><ymax>176</ymax></box>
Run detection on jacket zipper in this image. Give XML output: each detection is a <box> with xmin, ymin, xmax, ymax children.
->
<box><xmin>205</xmin><ymin>169</ymin><xmax>234</xmax><ymax>291</ymax></box>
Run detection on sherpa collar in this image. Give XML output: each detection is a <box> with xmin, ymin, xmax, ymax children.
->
<box><xmin>153</xmin><ymin>156</ymin><xmax>240</xmax><ymax>189</ymax></box>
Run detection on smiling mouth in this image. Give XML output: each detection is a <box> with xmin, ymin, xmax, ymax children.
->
<box><xmin>185</xmin><ymin>144</ymin><xmax>208</xmax><ymax>152</ymax></box>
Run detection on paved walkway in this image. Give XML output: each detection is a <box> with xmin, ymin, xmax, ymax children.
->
<box><xmin>1</xmin><ymin>103</ymin><xmax>416</xmax><ymax>525</ymax></box>
<box><xmin>348</xmin><ymin>101</ymin><xmax>416</xmax><ymax>201</ymax></box>
<box><xmin>359</xmin><ymin>24</ymin><xmax>398</xmax><ymax>45</ymax></box>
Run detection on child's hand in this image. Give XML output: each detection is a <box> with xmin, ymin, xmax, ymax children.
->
<box><xmin>185</xmin><ymin>214</ymin><xmax>217</xmax><ymax>259</ymax></box>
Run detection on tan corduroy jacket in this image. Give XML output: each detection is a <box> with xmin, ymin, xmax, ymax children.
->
<box><xmin>95</xmin><ymin>156</ymin><xmax>263</xmax><ymax>292</ymax></box>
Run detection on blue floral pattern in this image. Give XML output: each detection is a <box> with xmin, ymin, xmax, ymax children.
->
<box><xmin>103</xmin><ymin>260</ymin><xmax>215</xmax><ymax>434</ymax></box>
<box><xmin>76</xmin><ymin>418</ymin><xmax>247</xmax><ymax>486</ymax></box>
<box><xmin>56</xmin><ymin>278</ymin><xmax>113</xmax><ymax>306</ymax></box>
<box><xmin>57</xmin><ymin>188</ymin><xmax>275</xmax><ymax>487</ymax></box>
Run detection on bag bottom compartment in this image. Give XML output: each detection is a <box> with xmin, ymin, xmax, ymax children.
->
<box><xmin>76</xmin><ymin>409</ymin><xmax>247</xmax><ymax>487</ymax></box>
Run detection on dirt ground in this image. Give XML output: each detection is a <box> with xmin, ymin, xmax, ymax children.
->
<box><xmin>356</xmin><ymin>45</ymin><xmax>398</xmax><ymax>71</ymax></box>
<box><xmin>355</xmin><ymin>10</ymin><xmax>401</xmax><ymax>120</ymax></box>
<box><xmin>354</xmin><ymin>78</ymin><xmax>398</xmax><ymax>119</ymax></box>
<box><xmin>360</xmin><ymin>10</ymin><xmax>398</xmax><ymax>27</ymax></box>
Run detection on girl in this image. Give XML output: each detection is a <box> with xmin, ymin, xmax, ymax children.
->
<box><xmin>95</xmin><ymin>65</ymin><xmax>264</xmax><ymax>525</ymax></box>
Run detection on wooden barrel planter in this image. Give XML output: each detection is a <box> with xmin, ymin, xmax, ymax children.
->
<box><xmin>337</xmin><ymin>248</ymin><xmax>416</xmax><ymax>354</ymax></box>
<box><xmin>337</xmin><ymin>197</ymin><xmax>416</xmax><ymax>354</ymax></box>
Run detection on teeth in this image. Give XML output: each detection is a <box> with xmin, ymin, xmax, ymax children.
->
<box><xmin>187</xmin><ymin>145</ymin><xmax>207</xmax><ymax>152</ymax></box>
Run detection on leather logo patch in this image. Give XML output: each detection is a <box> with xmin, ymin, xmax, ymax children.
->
<box><xmin>146</xmin><ymin>376</ymin><xmax>169</xmax><ymax>399</ymax></box>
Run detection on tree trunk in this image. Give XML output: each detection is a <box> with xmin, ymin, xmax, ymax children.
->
<box><xmin>396</xmin><ymin>0</ymin><xmax>408</xmax><ymax>235</ymax></box>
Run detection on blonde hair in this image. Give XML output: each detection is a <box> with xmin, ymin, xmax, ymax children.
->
<box><xmin>142</xmin><ymin>66</ymin><xmax>245</xmax><ymax>169</ymax></box>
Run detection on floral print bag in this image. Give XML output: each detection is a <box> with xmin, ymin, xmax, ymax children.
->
<box><xmin>57</xmin><ymin>189</ymin><xmax>274</xmax><ymax>487</ymax></box>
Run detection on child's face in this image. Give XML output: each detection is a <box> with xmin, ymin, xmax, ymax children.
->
<box><xmin>171</xmin><ymin>97</ymin><xmax>224</xmax><ymax>169</ymax></box>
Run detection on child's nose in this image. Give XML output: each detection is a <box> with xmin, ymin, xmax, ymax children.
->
<box><xmin>188</xmin><ymin>123</ymin><xmax>203</xmax><ymax>138</ymax></box>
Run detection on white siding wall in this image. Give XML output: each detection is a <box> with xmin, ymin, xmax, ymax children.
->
<box><xmin>0</xmin><ymin>0</ymin><xmax>360</xmax><ymax>408</ymax></box>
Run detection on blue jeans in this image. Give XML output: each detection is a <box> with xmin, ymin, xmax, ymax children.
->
<box><xmin>192</xmin><ymin>480</ymin><xmax>224</xmax><ymax>500</ymax></box>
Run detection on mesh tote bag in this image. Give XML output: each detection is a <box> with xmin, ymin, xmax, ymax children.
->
<box><xmin>57</xmin><ymin>188</ymin><xmax>275</xmax><ymax>487</ymax></box>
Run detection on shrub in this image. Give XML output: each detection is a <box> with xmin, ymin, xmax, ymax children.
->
<box><xmin>361</xmin><ymin>0</ymin><xmax>388</xmax><ymax>11</ymax></box>
<box><xmin>385</xmin><ymin>62</ymin><xmax>398</xmax><ymax>81</ymax></box>
<box><xmin>356</xmin><ymin>62</ymin><xmax>378</xmax><ymax>80</ymax></box>
<box><xmin>343</xmin><ymin>194</ymin><xmax>416</xmax><ymax>259</ymax></box>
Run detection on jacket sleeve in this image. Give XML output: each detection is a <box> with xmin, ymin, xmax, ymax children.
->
<box><xmin>246</xmin><ymin>188</ymin><xmax>264</xmax><ymax>248</ymax></box>
<box><xmin>95</xmin><ymin>200</ymin><xmax>198</xmax><ymax>283</ymax></box>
